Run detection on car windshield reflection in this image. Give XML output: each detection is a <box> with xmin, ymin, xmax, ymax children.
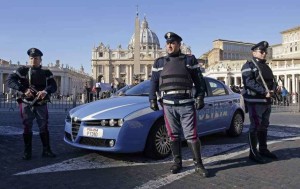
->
<box><xmin>124</xmin><ymin>80</ymin><xmax>150</xmax><ymax>96</ymax></box>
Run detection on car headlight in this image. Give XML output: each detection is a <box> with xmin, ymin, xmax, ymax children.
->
<box><xmin>109</xmin><ymin>119</ymin><xmax>117</xmax><ymax>126</ymax></box>
<box><xmin>101</xmin><ymin>120</ymin><xmax>108</xmax><ymax>126</ymax></box>
<box><xmin>117</xmin><ymin>119</ymin><xmax>123</xmax><ymax>127</ymax></box>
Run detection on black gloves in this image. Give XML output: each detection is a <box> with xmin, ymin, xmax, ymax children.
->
<box><xmin>195</xmin><ymin>96</ymin><xmax>205</xmax><ymax>110</ymax></box>
<box><xmin>150</xmin><ymin>99</ymin><xmax>159</xmax><ymax>111</ymax></box>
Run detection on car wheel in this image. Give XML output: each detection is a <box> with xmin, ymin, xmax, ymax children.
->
<box><xmin>144</xmin><ymin>118</ymin><xmax>171</xmax><ymax>159</ymax></box>
<box><xmin>226</xmin><ymin>111</ymin><xmax>244</xmax><ymax>137</ymax></box>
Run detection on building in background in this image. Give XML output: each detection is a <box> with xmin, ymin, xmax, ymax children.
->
<box><xmin>0</xmin><ymin>59</ymin><xmax>91</xmax><ymax>96</ymax></box>
<box><xmin>203</xmin><ymin>26</ymin><xmax>300</xmax><ymax>103</ymax></box>
<box><xmin>91</xmin><ymin>14</ymin><xmax>192</xmax><ymax>85</ymax></box>
<box><xmin>272</xmin><ymin>26</ymin><xmax>300</xmax><ymax>59</ymax></box>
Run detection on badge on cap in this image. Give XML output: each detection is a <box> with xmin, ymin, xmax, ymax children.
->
<box><xmin>167</xmin><ymin>32</ymin><xmax>171</xmax><ymax>39</ymax></box>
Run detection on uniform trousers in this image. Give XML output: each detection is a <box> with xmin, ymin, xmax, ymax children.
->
<box><xmin>247</xmin><ymin>103</ymin><xmax>271</xmax><ymax>132</ymax></box>
<box><xmin>19</xmin><ymin>103</ymin><xmax>49</xmax><ymax>134</ymax></box>
<box><xmin>163</xmin><ymin>103</ymin><xmax>198</xmax><ymax>143</ymax></box>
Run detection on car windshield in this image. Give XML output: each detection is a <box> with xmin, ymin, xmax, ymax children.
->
<box><xmin>124</xmin><ymin>80</ymin><xmax>150</xmax><ymax>96</ymax></box>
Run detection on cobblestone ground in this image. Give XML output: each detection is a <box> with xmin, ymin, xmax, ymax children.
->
<box><xmin>0</xmin><ymin>110</ymin><xmax>300</xmax><ymax>189</ymax></box>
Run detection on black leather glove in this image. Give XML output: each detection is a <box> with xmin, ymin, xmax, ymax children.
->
<box><xmin>195</xmin><ymin>96</ymin><xmax>205</xmax><ymax>110</ymax></box>
<box><xmin>150</xmin><ymin>99</ymin><xmax>159</xmax><ymax>111</ymax></box>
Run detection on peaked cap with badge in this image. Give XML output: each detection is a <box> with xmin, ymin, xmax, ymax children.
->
<box><xmin>251</xmin><ymin>41</ymin><xmax>269</xmax><ymax>51</ymax></box>
<box><xmin>27</xmin><ymin>48</ymin><xmax>43</xmax><ymax>57</ymax></box>
<box><xmin>164</xmin><ymin>32</ymin><xmax>182</xmax><ymax>43</ymax></box>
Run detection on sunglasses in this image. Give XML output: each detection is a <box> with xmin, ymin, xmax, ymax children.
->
<box><xmin>256</xmin><ymin>50</ymin><xmax>267</xmax><ymax>54</ymax></box>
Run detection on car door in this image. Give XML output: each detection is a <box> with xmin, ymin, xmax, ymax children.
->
<box><xmin>202</xmin><ymin>78</ymin><xmax>232</xmax><ymax>133</ymax></box>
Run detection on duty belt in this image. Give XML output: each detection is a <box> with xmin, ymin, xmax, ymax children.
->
<box><xmin>163</xmin><ymin>98</ymin><xmax>194</xmax><ymax>105</ymax></box>
<box><xmin>165</xmin><ymin>90</ymin><xmax>191</xmax><ymax>95</ymax></box>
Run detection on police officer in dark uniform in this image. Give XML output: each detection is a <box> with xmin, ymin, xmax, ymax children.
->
<box><xmin>6</xmin><ymin>48</ymin><xmax>57</xmax><ymax>160</ymax></box>
<box><xmin>241</xmin><ymin>41</ymin><xmax>278</xmax><ymax>164</ymax></box>
<box><xmin>149</xmin><ymin>32</ymin><xmax>208</xmax><ymax>177</ymax></box>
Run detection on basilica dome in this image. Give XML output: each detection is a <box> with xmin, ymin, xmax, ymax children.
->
<box><xmin>128</xmin><ymin>17</ymin><xmax>160</xmax><ymax>50</ymax></box>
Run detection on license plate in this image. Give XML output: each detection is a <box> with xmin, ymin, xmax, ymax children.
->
<box><xmin>83</xmin><ymin>127</ymin><xmax>103</xmax><ymax>138</ymax></box>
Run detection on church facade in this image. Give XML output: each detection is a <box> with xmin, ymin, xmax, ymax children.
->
<box><xmin>91</xmin><ymin>15</ymin><xmax>192</xmax><ymax>85</ymax></box>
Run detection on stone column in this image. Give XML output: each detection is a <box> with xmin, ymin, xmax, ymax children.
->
<box><xmin>284</xmin><ymin>74</ymin><xmax>288</xmax><ymax>88</ymax></box>
<box><xmin>0</xmin><ymin>72</ymin><xmax>3</xmax><ymax>94</ymax></box>
<box><xmin>292</xmin><ymin>74</ymin><xmax>296</xmax><ymax>103</ymax></box>
<box><xmin>234</xmin><ymin>77</ymin><xmax>237</xmax><ymax>86</ymax></box>
<box><xmin>129</xmin><ymin>65</ymin><xmax>133</xmax><ymax>84</ymax></box>
<box><xmin>145</xmin><ymin>65</ymin><xmax>148</xmax><ymax>80</ymax></box>
<box><xmin>116</xmin><ymin>65</ymin><xmax>120</xmax><ymax>79</ymax></box>
<box><xmin>60</xmin><ymin>76</ymin><xmax>65</xmax><ymax>96</ymax></box>
<box><xmin>296</xmin><ymin>75</ymin><xmax>299</xmax><ymax>93</ymax></box>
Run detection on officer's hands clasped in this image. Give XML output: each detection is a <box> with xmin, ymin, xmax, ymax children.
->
<box><xmin>24</xmin><ymin>88</ymin><xmax>34</xmax><ymax>98</ymax></box>
<box><xmin>150</xmin><ymin>99</ymin><xmax>159</xmax><ymax>111</ymax></box>
<box><xmin>195</xmin><ymin>96</ymin><xmax>205</xmax><ymax>110</ymax></box>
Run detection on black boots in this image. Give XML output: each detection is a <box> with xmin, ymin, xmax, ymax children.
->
<box><xmin>188</xmin><ymin>140</ymin><xmax>209</xmax><ymax>177</ymax></box>
<box><xmin>257</xmin><ymin>131</ymin><xmax>278</xmax><ymax>160</ymax></box>
<box><xmin>22</xmin><ymin>133</ymin><xmax>32</xmax><ymax>160</ymax></box>
<box><xmin>40</xmin><ymin>132</ymin><xmax>56</xmax><ymax>158</ymax></box>
<box><xmin>248</xmin><ymin>132</ymin><xmax>265</xmax><ymax>164</ymax></box>
<box><xmin>170</xmin><ymin>140</ymin><xmax>182</xmax><ymax>174</ymax></box>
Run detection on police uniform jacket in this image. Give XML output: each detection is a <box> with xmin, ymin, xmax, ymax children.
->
<box><xmin>241</xmin><ymin>58</ymin><xmax>276</xmax><ymax>104</ymax></box>
<box><xmin>6</xmin><ymin>66</ymin><xmax>57</xmax><ymax>102</ymax></box>
<box><xmin>149</xmin><ymin>53</ymin><xmax>206</xmax><ymax>103</ymax></box>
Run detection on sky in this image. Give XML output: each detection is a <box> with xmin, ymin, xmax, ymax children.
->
<box><xmin>1</xmin><ymin>0</ymin><xmax>299</xmax><ymax>74</ymax></box>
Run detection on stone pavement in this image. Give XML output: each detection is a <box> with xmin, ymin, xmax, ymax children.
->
<box><xmin>0</xmin><ymin>110</ymin><xmax>300</xmax><ymax>188</ymax></box>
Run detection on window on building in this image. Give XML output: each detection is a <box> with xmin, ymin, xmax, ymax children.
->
<box><xmin>112</xmin><ymin>54</ymin><xmax>116</xmax><ymax>58</ymax></box>
<box><xmin>99</xmin><ymin>52</ymin><xmax>103</xmax><ymax>57</ymax></box>
<box><xmin>290</xmin><ymin>47</ymin><xmax>293</xmax><ymax>52</ymax></box>
<box><xmin>99</xmin><ymin>65</ymin><xmax>103</xmax><ymax>73</ymax></box>
<box><xmin>120</xmin><ymin>53</ymin><xmax>125</xmax><ymax>57</ymax></box>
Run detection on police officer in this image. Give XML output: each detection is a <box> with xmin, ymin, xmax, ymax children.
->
<box><xmin>6</xmin><ymin>48</ymin><xmax>57</xmax><ymax>160</ymax></box>
<box><xmin>241</xmin><ymin>41</ymin><xmax>278</xmax><ymax>164</ymax></box>
<box><xmin>149</xmin><ymin>32</ymin><xmax>208</xmax><ymax>177</ymax></box>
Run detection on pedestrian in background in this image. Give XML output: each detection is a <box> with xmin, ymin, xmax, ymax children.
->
<box><xmin>149</xmin><ymin>32</ymin><xmax>208</xmax><ymax>177</ymax></box>
<box><xmin>241</xmin><ymin>41</ymin><xmax>278</xmax><ymax>164</ymax></box>
<box><xmin>281</xmin><ymin>86</ymin><xmax>289</xmax><ymax>106</ymax></box>
<box><xmin>6</xmin><ymin>48</ymin><xmax>57</xmax><ymax>160</ymax></box>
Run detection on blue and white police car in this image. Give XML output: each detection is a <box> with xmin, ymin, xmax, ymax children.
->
<box><xmin>64</xmin><ymin>77</ymin><xmax>245</xmax><ymax>159</ymax></box>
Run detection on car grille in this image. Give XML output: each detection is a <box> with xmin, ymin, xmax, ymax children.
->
<box><xmin>71</xmin><ymin>118</ymin><xmax>81</xmax><ymax>140</ymax></box>
<box><xmin>65</xmin><ymin>132</ymin><xmax>72</xmax><ymax>141</ymax></box>
<box><xmin>79</xmin><ymin>137</ymin><xmax>113</xmax><ymax>147</ymax></box>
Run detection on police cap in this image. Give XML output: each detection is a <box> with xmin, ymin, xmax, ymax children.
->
<box><xmin>164</xmin><ymin>32</ymin><xmax>182</xmax><ymax>43</ymax></box>
<box><xmin>251</xmin><ymin>41</ymin><xmax>269</xmax><ymax>51</ymax></box>
<box><xmin>27</xmin><ymin>48</ymin><xmax>43</xmax><ymax>57</ymax></box>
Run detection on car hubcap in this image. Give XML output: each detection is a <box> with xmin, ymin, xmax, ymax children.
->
<box><xmin>155</xmin><ymin>125</ymin><xmax>170</xmax><ymax>155</ymax></box>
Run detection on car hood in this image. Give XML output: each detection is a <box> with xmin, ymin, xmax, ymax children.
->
<box><xmin>70</xmin><ymin>96</ymin><xmax>149</xmax><ymax>121</ymax></box>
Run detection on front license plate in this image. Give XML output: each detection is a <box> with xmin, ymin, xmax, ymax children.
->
<box><xmin>83</xmin><ymin>127</ymin><xmax>103</xmax><ymax>138</ymax></box>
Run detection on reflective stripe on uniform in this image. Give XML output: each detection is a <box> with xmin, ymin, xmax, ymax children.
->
<box><xmin>163</xmin><ymin>98</ymin><xmax>194</xmax><ymax>105</ymax></box>
<box><xmin>244</xmin><ymin>98</ymin><xmax>267</xmax><ymax>102</ymax></box>
<box><xmin>186</xmin><ymin>64</ymin><xmax>199</xmax><ymax>69</ymax></box>
<box><xmin>241</xmin><ymin>68</ymin><xmax>252</xmax><ymax>74</ymax></box>
<box><xmin>165</xmin><ymin>90</ymin><xmax>191</xmax><ymax>94</ymax></box>
<box><xmin>152</xmin><ymin>67</ymin><xmax>163</xmax><ymax>72</ymax></box>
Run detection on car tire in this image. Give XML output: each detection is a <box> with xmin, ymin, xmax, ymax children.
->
<box><xmin>226</xmin><ymin>111</ymin><xmax>244</xmax><ymax>137</ymax></box>
<box><xmin>144</xmin><ymin>118</ymin><xmax>171</xmax><ymax>159</ymax></box>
